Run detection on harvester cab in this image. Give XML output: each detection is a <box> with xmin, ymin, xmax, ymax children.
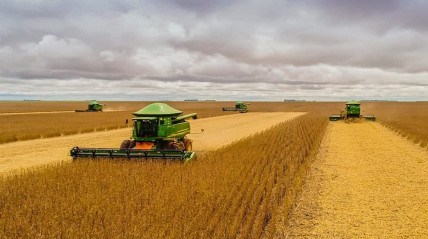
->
<box><xmin>329</xmin><ymin>100</ymin><xmax>376</xmax><ymax>121</ymax></box>
<box><xmin>70</xmin><ymin>103</ymin><xmax>198</xmax><ymax>162</ymax></box>
<box><xmin>222</xmin><ymin>101</ymin><xmax>249</xmax><ymax>113</ymax></box>
<box><xmin>75</xmin><ymin>100</ymin><xmax>104</xmax><ymax>112</ymax></box>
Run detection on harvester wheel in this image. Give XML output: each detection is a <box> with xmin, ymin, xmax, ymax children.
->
<box><xmin>183</xmin><ymin>139</ymin><xmax>192</xmax><ymax>151</ymax></box>
<box><xmin>128</xmin><ymin>140</ymin><xmax>136</xmax><ymax>149</ymax></box>
<box><xmin>166</xmin><ymin>141</ymin><xmax>185</xmax><ymax>150</ymax></box>
<box><xmin>177</xmin><ymin>141</ymin><xmax>186</xmax><ymax>150</ymax></box>
<box><xmin>120</xmin><ymin>140</ymin><xmax>131</xmax><ymax>149</ymax></box>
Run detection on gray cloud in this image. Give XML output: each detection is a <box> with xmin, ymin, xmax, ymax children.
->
<box><xmin>0</xmin><ymin>0</ymin><xmax>427</xmax><ymax>100</ymax></box>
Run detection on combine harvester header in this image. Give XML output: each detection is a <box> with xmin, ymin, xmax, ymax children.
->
<box><xmin>70</xmin><ymin>103</ymin><xmax>198</xmax><ymax>162</ymax></box>
<box><xmin>329</xmin><ymin>100</ymin><xmax>376</xmax><ymax>121</ymax></box>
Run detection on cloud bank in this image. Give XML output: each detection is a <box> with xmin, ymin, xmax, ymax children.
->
<box><xmin>0</xmin><ymin>0</ymin><xmax>427</xmax><ymax>100</ymax></box>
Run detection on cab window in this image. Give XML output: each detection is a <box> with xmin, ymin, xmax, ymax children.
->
<box><xmin>134</xmin><ymin>120</ymin><xmax>157</xmax><ymax>137</ymax></box>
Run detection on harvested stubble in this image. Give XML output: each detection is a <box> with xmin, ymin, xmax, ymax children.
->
<box><xmin>0</xmin><ymin>113</ymin><xmax>327</xmax><ymax>238</ymax></box>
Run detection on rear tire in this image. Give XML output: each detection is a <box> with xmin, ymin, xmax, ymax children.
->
<box><xmin>120</xmin><ymin>140</ymin><xmax>131</xmax><ymax>149</ymax></box>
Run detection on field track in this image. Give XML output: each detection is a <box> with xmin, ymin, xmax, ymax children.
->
<box><xmin>0</xmin><ymin>112</ymin><xmax>304</xmax><ymax>174</ymax></box>
<box><xmin>282</xmin><ymin>121</ymin><xmax>428</xmax><ymax>238</ymax></box>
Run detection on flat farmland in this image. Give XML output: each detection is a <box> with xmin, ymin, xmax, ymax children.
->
<box><xmin>0</xmin><ymin>101</ymin><xmax>139</xmax><ymax>113</ymax></box>
<box><xmin>0</xmin><ymin>101</ymin><xmax>340</xmax><ymax>114</ymax></box>
<box><xmin>0</xmin><ymin>112</ymin><xmax>325</xmax><ymax>238</ymax></box>
<box><xmin>282</xmin><ymin>121</ymin><xmax>428</xmax><ymax>238</ymax></box>
<box><xmin>0</xmin><ymin>101</ymin><xmax>427</xmax><ymax>238</ymax></box>
<box><xmin>0</xmin><ymin>101</ymin><xmax>232</xmax><ymax>144</ymax></box>
<box><xmin>0</xmin><ymin>112</ymin><xmax>304</xmax><ymax>174</ymax></box>
<box><xmin>0</xmin><ymin>101</ymin><xmax>340</xmax><ymax>144</ymax></box>
<box><xmin>365</xmin><ymin>101</ymin><xmax>428</xmax><ymax>148</ymax></box>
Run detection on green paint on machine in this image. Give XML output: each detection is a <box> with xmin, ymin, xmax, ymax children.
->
<box><xmin>75</xmin><ymin>100</ymin><xmax>104</xmax><ymax>112</ymax></box>
<box><xmin>222</xmin><ymin>102</ymin><xmax>250</xmax><ymax>113</ymax></box>
<box><xmin>70</xmin><ymin>103</ymin><xmax>198</xmax><ymax>162</ymax></box>
<box><xmin>329</xmin><ymin>100</ymin><xmax>376</xmax><ymax>121</ymax></box>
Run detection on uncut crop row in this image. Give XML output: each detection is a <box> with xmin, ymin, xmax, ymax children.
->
<box><xmin>0</xmin><ymin>111</ymin><xmax>133</xmax><ymax>144</ymax></box>
<box><xmin>365</xmin><ymin>102</ymin><xmax>428</xmax><ymax>148</ymax></box>
<box><xmin>0</xmin><ymin>113</ymin><xmax>327</xmax><ymax>238</ymax></box>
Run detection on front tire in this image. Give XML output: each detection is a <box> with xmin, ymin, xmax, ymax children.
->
<box><xmin>165</xmin><ymin>141</ymin><xmax>185</xmax><ymax>150</ymax></box>
<box><xmin>183</xmin><ymin>139</ymin><xmax>192</xmax><ymax>151</ymax></box>
<box><xmin>128</xmin><ymin>140</ymin><xmax>136</xmax><ymax>149</ymax></box>
<box><xmin>120</xmin><ymin>140</ymin><xmax>131</xmax><ymax>149</ymax></box>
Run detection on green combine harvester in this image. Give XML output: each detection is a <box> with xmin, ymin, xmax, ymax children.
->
<box><xmin>75</xmin><ymin>100</ymin><xmax>104</xmax><ymax>112</ymax></box>
<box><xmin>222</xmin><ymin>101</ymin><xmax>249</xmax><ymax>113</ymax></box>
<box><xmin>70</xmin><ymin>103</ymin><xmax>197</xmax><ymax>161</ymax></box>
<box><xmin>329</xmin><ymin>100</ymin><xmax>376</xmax><ymax>121</ymax></box>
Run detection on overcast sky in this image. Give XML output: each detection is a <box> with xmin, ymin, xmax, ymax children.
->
<box><xmin>1</xmin><ymin>0</ymin><xmax>427</xmax><ymax>101</ymax></box>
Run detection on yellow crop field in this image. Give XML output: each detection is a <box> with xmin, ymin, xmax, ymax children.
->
<box><xmin>283</xmin><ymin>112</ymin><xmax>428</xmax><ymax>238</ymax></box>
<box><xmin>0</xmin><ymin>101</ymin><xmax>233</xmax><ymax>144</ymax></box>
<box><xmin>3</xmin><ymin>101</ymin><xmax>426</xmax><ymax>150</ymax></box>
<box><xmin>0</xmin><ymin>101</ymin><xmax>341</xmax><ymax>114</ymax></box>
<box><xmin>0</xmin><ymin>111</ymin><xmax>132</xmax><ymax>144</ymax></box>
<box><xmin>0</xmin><ymin>113</ymin><xmax>327</xmax><ymax>238</ymax></box>
<box><xmin>0</xmin><ymin>101</ymin><xmax>339</xmax><ymax>144</ymax></box>
<box><xmin>2</xmin><ymin>1</ymin><xmax>427</xmax><ymax>238</ymax></box>
<box><xmin>0</xmin><ymin>101</ymin><xmax>426</xmax><ymax>238</ymax></box>
<box><xmin>0</xmin><ymin>101</ymin><xmax>87</xmax><ymax>113</ymax></box>
<box><xmin>365</xmin><ymin>102</ymin><xmax>428</xmax><ymax>148</ymax></box>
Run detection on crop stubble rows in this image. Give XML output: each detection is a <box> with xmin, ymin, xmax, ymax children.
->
<box><xmin>282</xmin><ymin>121</ymin><xmax>428</xmax><ymax>238</ymax></box>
